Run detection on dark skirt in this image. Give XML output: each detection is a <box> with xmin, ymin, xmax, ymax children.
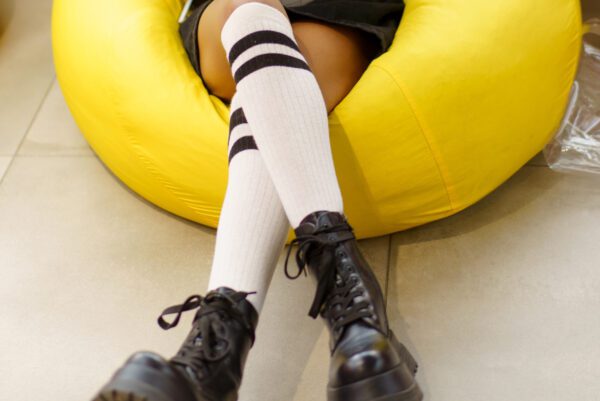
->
<box><xmin>179</xmin><ymin>0</ymin><xmax>405</xmax><ymax>78</ymax></box>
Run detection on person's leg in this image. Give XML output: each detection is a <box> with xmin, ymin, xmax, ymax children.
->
<box><xmin>219</xmin><ymin>0</ymin><xmax>365</xmax><ymax>227</ymax></box>
<box><xmin>217</xmin><ymin>3</ymin><xmax>422</xmax><ymax>400</ymax></box>
<box><xmin>93</xmin><ymin>4</ymin><xmax>392</xmax><ymax>401</ymax></box>
<box><xmin>196</xmin><ymin>0</ymin><xmax>378</xmax><ymax>310</ymax></box>
<box><xmin>207</xmin><ymin>91</ymin><xmax>289</xmax><ymax>313</ymax></box>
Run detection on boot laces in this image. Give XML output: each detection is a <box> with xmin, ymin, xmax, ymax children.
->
<box><xmin>284</xmin><ymin>223</ymin><xmax>372</xmax><ymax>332</ymax></box>
<box><xmin>324</xmin><ymin>265</ymin><xmax>373</xmax><ymax>334</ymax></box>
<box><xmin>157</xmin><ymin>292</ymin><xmax>255</xmax><ymax>376</ymax></box>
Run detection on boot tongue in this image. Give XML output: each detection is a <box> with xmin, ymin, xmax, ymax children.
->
<box><xmin>307</xmin><ymin>247</ymin><xmax>338</xmax><ymax>318</ymax></box>
<box><xmin>289</xmin><ymin>211</ymin><xmax>357</xmax><ymax>319</ymax></box>
<box><xmin>201</xmin><ymin>287</ymin><xmax>259</xmax><ymax>342</ymax></box>
<box><xmin>295</xmin><ymin>210</ymin><xmax>350</xmax><ymax>237</ymax></box>
<box><xmin>208</xmin><ymin>286</ymin><xmax>244</xmax><ymax>300</ymax></box>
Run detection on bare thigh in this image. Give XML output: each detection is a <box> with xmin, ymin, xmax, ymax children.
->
<box><xmin>196</xmin><ymin>0</ymin><xmax>380</xmax><ymax>113</ymax></box>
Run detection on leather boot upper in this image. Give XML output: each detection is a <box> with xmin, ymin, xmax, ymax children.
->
<box><xmin>157</xmin><ymin>287</ymin><xmax>259</xmax><ymax>401</ymax></box>
<box><xmin>285</xmin><ymin>211</ymin><xmax>416</xmax><ymax>388</ymax></box>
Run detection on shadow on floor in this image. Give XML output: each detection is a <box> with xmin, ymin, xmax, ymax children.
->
<box><xmin>394</xmin><ymin>166</ymin><xmax>561</xmax><ymax>245</ymax></box>
<box><xmin>0</xmin><ymin>0</ymin><xmax>15</xmax><ymax>38</ymax></box>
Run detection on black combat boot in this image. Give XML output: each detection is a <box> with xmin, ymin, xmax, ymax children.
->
<box><xmin>285</xmin><ymin>211</ymin><xmax>423</xmax><ymax>401</ymax></box>
<box><xmin>93</xmin><ymin>287</ymin><xmax>259</xmax><ymax>401</ymax></box>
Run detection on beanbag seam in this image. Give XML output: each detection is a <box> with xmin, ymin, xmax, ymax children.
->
<box><xmin>371</xmin><ymin>62</ymin><xmax>457</xmax><ymax>212</ymax></box>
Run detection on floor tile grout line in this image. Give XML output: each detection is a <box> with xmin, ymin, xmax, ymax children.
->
<box><xmin>0</xmin><ymin>76</ymin><xmax>56</xmax><ymax>186</ymax></box>
<box><xmin>16</xmin><ymin>75</ymin><xmax>57</xmax><ymax>154</ymax></box>
<box><xmin>14</xmin><ymin>154</ymin><xmax>96</xmax><ymax>158</ymax></box>
<box><xmin>384</xmin><ymin>234</ymin><xmax>392</xmax><ymax>308</ymax></box>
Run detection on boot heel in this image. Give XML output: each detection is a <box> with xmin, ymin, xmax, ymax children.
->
<box><xmin>389</xmin><ymin>330</ymin><xmax>419</xmax><ymax>376</ymax></box>
<box><xmin>92</xmin><ymin>352</ymin><xmax>195</xmax><ymax>401</ymax></box>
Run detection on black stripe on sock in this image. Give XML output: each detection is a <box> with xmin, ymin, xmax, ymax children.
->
<box><xmin>228</xmin><ymin>135</ymin><xmax>258</xmax><ymax>163</ymax></box>
<box><xmin>233</xmin><ymin>53</ymin><xmax>311</xmax><ymax>84</ymax></box>
<box><xmin>228</xmin><ymin>107</ymin><xmax>247</xmax><ymax>146</ymax></box>
<box><xmin>228</xmin><ymin>30</ymin><xmax>302</xmax><ymax>66</ymax></box>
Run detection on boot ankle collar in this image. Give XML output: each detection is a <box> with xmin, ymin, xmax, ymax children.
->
<box><xmin>285</xmin><ymin>216</ymin><xmax>355</xmax><ymax>283</ymax></box>
<box><xmin>294</xmin><ymin>210</ymin><xmax>352</xmax><ymax>237</ymax></box>
<box><xmin>157</xmin><ymin>289</ymin><xmax>259</xmax><ymax>344</ymax></box>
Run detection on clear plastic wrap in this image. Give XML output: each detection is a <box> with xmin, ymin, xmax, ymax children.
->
<box><xmin>544</xmin><ymin>19</ymin><xmax>600</xmax><ymax>174</ymax></box>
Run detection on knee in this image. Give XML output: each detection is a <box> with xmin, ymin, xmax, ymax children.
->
<box><xmin>292</xmin><ymin>24</ymin><xmax>367</xmax><ymax>113</ymax></box>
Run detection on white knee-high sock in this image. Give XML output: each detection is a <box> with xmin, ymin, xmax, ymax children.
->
<box><xmin>220</xmin><ymin>2</ymin><xmax>344</xmax><ymax>228</ymax></box>
<box><xmin>208</xmin><ymin>92</ymin><xmax>290</xmax><ymax>313</ymax></box>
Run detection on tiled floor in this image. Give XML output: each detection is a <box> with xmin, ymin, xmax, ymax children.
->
<box><xmin>1</xmin><ymin>1</ymin><xmax>599</xmax><ymax>401</ymax></box>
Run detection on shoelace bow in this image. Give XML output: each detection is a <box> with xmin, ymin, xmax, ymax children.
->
<box><xmin>157</xmin><ymin>292</ymin><xmax>255</xmax><ymax>373</ymax></box>
<box><xmin>284</xmin><ymin>223</ymin><xmax>371</xmax><ymax>330</ymax></box>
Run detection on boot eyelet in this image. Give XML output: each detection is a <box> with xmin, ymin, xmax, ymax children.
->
<box><xmin>335</xmin><ymin>250</ymin><xmax>345</xmax><ymax>258</ymax></box>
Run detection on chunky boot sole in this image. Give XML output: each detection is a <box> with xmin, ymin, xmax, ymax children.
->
<box><xmin>327</xmin><ymin>331</ymin><xmax>423</xmax><ymax>401</ymax></box>
<box><xmin>92</xmin><ymin>352</ymin><xmax>197</xmax><ymax>401</ymax></box>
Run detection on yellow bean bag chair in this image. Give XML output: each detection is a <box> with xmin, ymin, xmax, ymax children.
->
<box><xmin>52</xmin><ymin>0</ymin><xmax>582</xmax><ymax>239</ymax></box>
